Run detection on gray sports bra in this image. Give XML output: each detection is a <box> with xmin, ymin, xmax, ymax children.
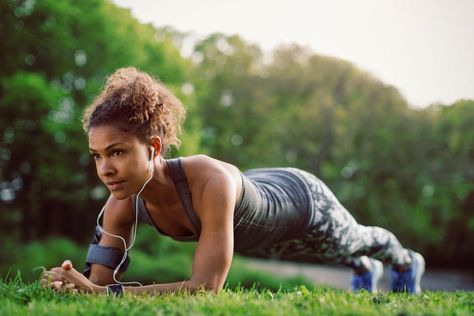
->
<box><xmin>135</xmin><ymin>158</ymin><xmax>200</xmax><ymax>242</ymax></box>
<box><xmin>135</xmin><ymin>158</ymin><xmax>312</xmax><ymax>251</ymax></box>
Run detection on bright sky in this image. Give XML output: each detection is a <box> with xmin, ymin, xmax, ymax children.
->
<box><xmin>112</xmin><ymin>0</ymin><xmax>474</xmax><ymax>108</ymax></box>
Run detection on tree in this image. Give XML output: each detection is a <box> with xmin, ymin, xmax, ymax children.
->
<box><xmin>0</xmin><ymin>0</ymin><xmax>199</xmax><ymax>243</ymax></box>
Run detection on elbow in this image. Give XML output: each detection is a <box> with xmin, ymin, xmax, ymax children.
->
<box><xmin>89</xmin><ymin>277</ymin><xmax>108</xmax><ymax>286</ymax></box>
<box><xmin>188</xmin><ymin>278</ymin><xmax>224</xmax><ymax>294</ymax></box>
<box><xmin>205</xmin><ymin>281</ymin><xmax>223</xmax><ymax>294</ymax></box>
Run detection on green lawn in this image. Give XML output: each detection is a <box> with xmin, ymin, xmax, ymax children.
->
<box><xmin>1</xmin><ymin>279</ymin><xmax>472</xmax><ymax>316</ymax></box>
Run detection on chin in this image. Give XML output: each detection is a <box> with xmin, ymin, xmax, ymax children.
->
<box><xmin>110</xmin><ymin>190</ymin><xmax>132</xmax><ymax>200</ymax></box>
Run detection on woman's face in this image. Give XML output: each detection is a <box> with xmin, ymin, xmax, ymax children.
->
<box><xmin>88</xmin><ymin>125</ymin><xmax>151</xmax><ymax>200</ymax></box>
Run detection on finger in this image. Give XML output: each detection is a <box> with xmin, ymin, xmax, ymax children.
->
<box><xmin>40</xmin><ymin>278</ymin><xmax>50</xmax><ymax>286</ymax></box>
<box><xmin>61</xmin><ymin>260</ymin><xmax>73</xmax><ymax>271</ymax></box>
<box><xmin>62</xmin><ymin>284</ymin><xmax>78</xmax><ymax>294</ymax></box>
<box><xmin>57</xmin><ymin>282</ymin><xmax>73</xmax><ymax>293</ymax></box>
<box><xmin>51</xmin><ymin>281</ymin><xmax>63</xmax><ymax>289</ymax></box>
<box><xmin>64</xmin><ymin>283</ymin><xmax>76</xmax><ymax>290</ymax></box>
<box><xmin>42</xmin><ymin>271</ymin><xmax>62</xmax><ymax>281</ymax></box>
<box><xmin>43</xmin><ymin>270</ymin><xmax>60</xmax><ymax>276</ymax></box>
<box><xmin>40</xmin><ymin>277</ymin><xmax>52</xmax><ymax>287</ymax></box>
<box><xmin>41</xmin><ymin>274</ymin><xmax>53</xmax><ymax>283</ymax></box>
<box><xmin>40</xmin><ymin>269</ymin><xmax>54</xmax><ymax>281</ymax></box>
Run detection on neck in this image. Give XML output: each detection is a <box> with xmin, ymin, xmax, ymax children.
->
<box><xmin>135</xmin><ymin>158</ymin><xmax>177</xmax><ymax>207</ymax></box>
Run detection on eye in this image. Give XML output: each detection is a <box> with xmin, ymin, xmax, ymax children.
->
<box><xmin>90</xmin><ymin>153</ymin><xmax>100</xmax><ymax>160</ymax></box>
<box><xmin>111</xmin><ymin>149</ymin><xmax>122</xmax><ymax>157</ymax></box>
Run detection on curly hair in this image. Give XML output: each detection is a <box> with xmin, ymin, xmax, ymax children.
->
<box><xmin>82</xmin><ymin>67</ymin><xmax>186</xmax><ymax>155</ymax></box>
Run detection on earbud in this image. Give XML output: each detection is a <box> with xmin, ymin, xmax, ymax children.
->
<box><xmin>149</xmin><ymin>146</ymin><xmax>155</xmax><ymax>174</ymax></box>
<box><xmin>149</xmin><ymin>146</ymin><xmax>155</xmax><ymax>161</ymax></box>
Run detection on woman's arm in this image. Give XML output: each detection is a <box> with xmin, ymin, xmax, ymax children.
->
<box><xmin>43</xmin><ymin>162</ymin><xmax>236</xmax><ymax>295</ymax></box>
<box><xmin>188</xmin><ymin>168</ymin><xmax>235</xmax><ymax>292</ymax></box>
<box><xmin>41</xmin><ymin>195</ymin><xmax>135</xmax><ymax>292</ymax></box>
<box><xmin>91</xmin><ymin>167</ymin><xmax>236</xmax><ymax>294</ymax></box>
<box><xmin>89</xmin><ymin>195</ymin><xmax>135</xmax><ymax>285</ymax></box>
<box><xmin>88</xmin><ymin>195</ymin><xmax>135</xmax><ymax>286</ymax></box>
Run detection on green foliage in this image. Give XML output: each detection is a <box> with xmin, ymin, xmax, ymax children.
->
<box><xmin>0</xmin><ymin>0</ymin><xmax>200</xmax><ymax>245</ymax></box>
<box><xmin>1</xmin><ymin>279</ymin><xmax>473</xmax><ymax>316</ymax></box>
<box><xmin>0</xmin><ymin>0</ymin><xmax>473</xmax><ymax>271</ymax></box>
<box><xmin>0</xmin><ymin>238</ymin><xmax>85</xmax><ymax>282</ymax></box>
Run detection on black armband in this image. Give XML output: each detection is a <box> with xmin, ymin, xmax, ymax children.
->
<box><xmin>83</xmin><ymin>225</ymin><xmax>130</xmax><ymax>277</ymax></box>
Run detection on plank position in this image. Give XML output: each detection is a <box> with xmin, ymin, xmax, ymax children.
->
<box><xmin>41</xmin><ymin>67</ymin><xmax>424</xmax><ymax>295</ymax></box>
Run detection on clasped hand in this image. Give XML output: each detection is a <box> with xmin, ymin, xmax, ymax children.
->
<box><xmin>40</xmin><ymin>260</ymin><xmax>95</xmax><ymax>294</ymax></box>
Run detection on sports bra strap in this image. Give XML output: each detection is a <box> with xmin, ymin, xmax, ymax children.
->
<box><xmin>166</xmin><ymin>158</ymin><xmax>202</xmax><ymax>235</ymax></box>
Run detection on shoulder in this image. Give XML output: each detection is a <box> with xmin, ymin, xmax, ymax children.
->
<box><xmin>179</xmin><ymin>154</ymin><xmax>241</xmax><ymax>210</ymax></box>
<box><xmin>180</xmin><ymin>154</ymin><xmax>240</xmax><ymax>181</ymax></box>
<box><xmin>180</xmin><ymin>154</ymin><xmax>228</xmax><ymax>167</ymax></box>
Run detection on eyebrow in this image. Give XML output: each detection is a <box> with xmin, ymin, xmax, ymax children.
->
<box><xmin>89</xmin><ymin>142</ymin><xmax>125</xmax><ymax>152</ymax></box>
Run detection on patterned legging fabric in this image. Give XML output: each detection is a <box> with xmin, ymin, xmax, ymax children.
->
<box><xmin>240</xmin><ymin>169</ymin><xmax>411</xmax><ymax>270</ymax></box>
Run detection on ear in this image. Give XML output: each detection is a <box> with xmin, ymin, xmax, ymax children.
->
<box><xmin>149</xmin><ymin>137</ymin><xmax>162</xmax><ymax>157</ymax></box>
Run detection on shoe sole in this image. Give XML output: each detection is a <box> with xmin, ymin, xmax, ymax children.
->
<box><xmin>412</xmin><ymin>252</ymin><xmax>425</xmax><ymax>294</ymax></box>
<box><xmin>370</xmin><ymin>259</ymin><xmax>384</xmax><ymax>293</ymax></box>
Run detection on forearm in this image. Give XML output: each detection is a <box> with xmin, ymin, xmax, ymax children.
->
<box><xmin>91</xmin><ymin>279</ymin><xmax>214</xmax><ymax>295</ymax></box>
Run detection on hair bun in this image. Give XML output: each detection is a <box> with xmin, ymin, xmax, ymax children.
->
<box><xmin>82</xmin><ymin>67</ymin><xmax>186</xmax><ymax>155</ymax></box>
<box><xmin>104</xmin><ymin>67</ymin><xmax>159</xmax><ymax>125</ymax></box>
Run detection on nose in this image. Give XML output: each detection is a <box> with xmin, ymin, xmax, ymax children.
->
<box><xmin>97</xmin><ymin>158</ymin><xmax>115</xmax><ymax>178</ymax></box>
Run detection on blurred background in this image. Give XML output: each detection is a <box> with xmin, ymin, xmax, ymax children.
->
<box><xmin>0</xmin><ymin>0</ymin><xmax>473</xmax><ymax>290</ymax></box>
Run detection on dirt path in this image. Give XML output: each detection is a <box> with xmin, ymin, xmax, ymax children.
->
<box><xmin>246</xmin><ymin>258</ymin><xmax>474</xmax><ymax>292</ymax></box>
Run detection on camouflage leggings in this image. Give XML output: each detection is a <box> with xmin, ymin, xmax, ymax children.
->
<box><xmin>240</xmin><ymin>169</ymin><xmax>411</xmax><ymax>270</ymax></box>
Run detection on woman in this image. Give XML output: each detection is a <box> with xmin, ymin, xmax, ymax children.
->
<box><xmin>41</xmin><ymin>67</ymin><xmax>424</xmax><ymax>295</ymax></box>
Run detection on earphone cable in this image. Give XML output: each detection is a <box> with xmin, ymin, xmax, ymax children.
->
<box><xmin>95</xmin><ymin>153</ymin><xmax>155</xmax><ymax>287</ymax></box>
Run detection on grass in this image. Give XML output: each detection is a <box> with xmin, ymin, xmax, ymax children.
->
<box><xmin>1</xmin><ymin>276</ymin><xmax>473</xmax><ymax>316</ymax></box>
<box><xmin>2</xmin><ymin>235</ymin><xmax>473</xmax><ymax>315</ymax></box>
<box><xmin>0</xmin><ymin>235</ymin><xmax>314</xmax><ymax>292</ymax></box>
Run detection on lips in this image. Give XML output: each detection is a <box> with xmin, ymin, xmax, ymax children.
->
<box><xmin>106</xmin><ymin>180</ymin><xmax>125</xmax><ymax>190</ymax></box>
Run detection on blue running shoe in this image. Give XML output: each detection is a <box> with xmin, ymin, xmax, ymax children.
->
<box><xmin>391</xmin><ymin>251</ymin><xmax>425</xmax><ymax>294</ymax></box>
<box><xmin>351</xmin><ymin>257</ymin><xmax>383</xmax><ymax>293</ymax></box>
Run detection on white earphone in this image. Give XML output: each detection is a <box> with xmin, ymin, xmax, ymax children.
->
<box><xmin>149</xmin><ymin>146</ymin><xmax>155</xmax><ymax>173</ymax></box>
<box><xmin>96</xmin><ymin>145</ymin><xmax>156</xmax><ymax>287</ymax></box>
